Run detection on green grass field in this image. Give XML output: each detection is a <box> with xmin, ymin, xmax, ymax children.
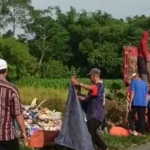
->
<box><xmin>15</xmin><ymin>78</ymin><xmax>124</xmax><ymax>89</ymax></box>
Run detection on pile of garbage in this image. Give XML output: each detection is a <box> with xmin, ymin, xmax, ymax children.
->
<box><xmin>22</xmin><ymin>98</ymin><xmax>62</xmax><ymax>136</ymax></box>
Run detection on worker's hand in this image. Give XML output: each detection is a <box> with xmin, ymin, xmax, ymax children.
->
<box><xmin>21</xmin><ymin>132</ymin><xmax>28</xmax><ymax>146</ymax></box>
<box><xmin>78</xmin><ymin>96</ymin><xmax>85</xmax><ymax>101</ymax></box>
<box><xmin>71</xmin><ymin>76</ymin><xmax>80</xmax><ymax>85</ymax></box>
<box><xmin>129</xmin><ymin>103</ymin><xmax>132</xmax><ymax>111</ymax></box>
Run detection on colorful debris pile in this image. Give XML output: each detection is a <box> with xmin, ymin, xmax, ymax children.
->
<box><xmin>22</xmin><ymin>98</ymin><xmax>62</xmax><ymax>136</ymax></box>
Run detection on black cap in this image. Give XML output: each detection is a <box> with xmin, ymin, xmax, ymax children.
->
<box><xmin>86</xmin><ymin>68</ymin><xmax>101</xmax><ymax>76</ymax></box>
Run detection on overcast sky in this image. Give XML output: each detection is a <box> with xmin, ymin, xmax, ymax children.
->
<box><xmin>3</xmin><ymin>0</ymin><xmax>150</xmax><ymax>36</ymax></box>
<box><xmin>32</xmin><ymin>0</ymin><xmax>150</xmax><ymax>19</ymax></box>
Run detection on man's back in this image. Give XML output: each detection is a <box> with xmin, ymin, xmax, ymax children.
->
<box><xmin>130</xmin><ymin>79</ymin><xmax>148</xmax><ymax>106</ymax></box>
<box><xmin>0</xmin><ymin>79</ymin><xmax>22</xmax><ymax>141</ymax></box>
<box><xmin>87</xmin><ymin>82</ymin><xmax>105</xmax><ymax>122</ymax></box>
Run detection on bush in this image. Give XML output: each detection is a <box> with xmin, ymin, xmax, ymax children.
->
<box><xmin>41</xmin><ymin>60</ymin><xmax>71</xmax><ymax>78</ymax></box>
<box><xmin>0</xmin><ymin>37</ymin><xmax>36</xmax><ymax>80</ymax></box>
<box><xmin>105</xmin><ymin>100</ymin><xmax>125</xmax><ymax>123</ymax></box>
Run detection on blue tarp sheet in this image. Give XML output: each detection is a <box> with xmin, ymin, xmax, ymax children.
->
<box><xmin>55</xmin><ymin>85</ymin><xmax>94</xmax><ymax>150</ymax></box>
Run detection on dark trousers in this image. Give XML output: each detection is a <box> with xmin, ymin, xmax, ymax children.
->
<box><xmin>87</xmin><ymin>119</ymin><xmax>108</xmax><ymax>150</ymax></box>
<box><xmin>138</xmin><ymin>57</ymin><xmax>147</xmax><ymax>75</ymax></box>
<box><xmin>0</xmin><ymin>138</ymin><xmax>19</xmax><ymax>150</ymax></box>
<box><xmin>128</xmin><ymin>106</ymin><xmax>146</xmax><ymax>134</ymax></box>
<box><xmin>138</xmin><ymin>57</ymin><xmax>148</xmax><ymax>83</ymax></box>
<box><xmin>148</xmin><ymin>102</ymin><xmax>150</xmax><ymax>130</ymax></box>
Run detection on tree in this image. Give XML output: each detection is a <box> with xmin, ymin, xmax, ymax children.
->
<box><xmin>0</xmin><ymin>36</ymin><xmax>36</xmax><ymax>79</ymax></box>
<box><xmin>24</xmin><ymin>7</ymin><xmax>70</xmax><ymax>76</ymax></box>
<box><xmin>0</xmin><ymin>0</ymin><xmax>32</xmax><ymax>35</ymax></box>
<box><xmin>88</xmin><ymin>42</ymin><xmax>121</xmax><ymax>78</ymax></box>
<box><xmin>41</xmin><ymin>60</ymin><xmax>71</xmax><ymax>78</ymax></box>
<box><xmin>1</xmin><ymin>5</ymin><xmax>150</xmax><ymax>79</ymax></box>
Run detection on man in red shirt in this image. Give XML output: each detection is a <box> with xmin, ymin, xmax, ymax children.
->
<box><xmin>0</xmin><ymin>59</ymin><xmax>27</xmax><ymax>150</ymax></box>
<box><xmin>138</xmin><ymin>31</ymin><xmax>150</xmax><ymax>83</ymax></box>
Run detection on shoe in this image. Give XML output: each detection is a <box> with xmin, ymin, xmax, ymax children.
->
<box><xmin>130</xmin><ymin>130</ymin><xmax>138</xmax><ymax>136</ymax></box>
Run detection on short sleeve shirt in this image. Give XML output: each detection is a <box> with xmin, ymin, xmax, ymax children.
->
<box><xmin>130</xmin><ymin>79</ymin><xmax>148</xmax><ymax>106</ymax></box>
<box><xmin>0</xmin><ymin>79</ymin><xmax>22</xmax><ymax>141</ymax></box>
<box><xmin>86</xmin><ymin>82</ymin><xmax>105</xmax><ymax>122</ymax></box>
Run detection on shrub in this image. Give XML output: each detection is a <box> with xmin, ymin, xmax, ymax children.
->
<box><xmin>0</xmin><ymin>37</ymin><xmax>36</xmax><ymax>80</ymax></box>
<box><xmin>41</xmin><ymin>60</ymin><xmax>71</xmax><ymax>78</ymax></box>
<box><xmin>105</xmin><ymin>100</ymin><xmax>125</xmax><ymax>123</ymax></box>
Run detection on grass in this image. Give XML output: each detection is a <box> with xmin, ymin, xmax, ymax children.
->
<box><xmin>18</xmin><ymin>87</ymin><xmax>150</xmax><ymax>150</ymax></box>
<box><xmin>20</xmin><ymin>135</ymin><xmax>150</xmax><ymax>150</ymax></box>
<box><xmin>19</xmin><ymin>87</ymin><xmax>68</xmax><ymax>105</ymax></box>
<box><xmin>103</xmin><ymin>134</ymin><xmax>150</xmax><ymax>150</ymax></box>
<box><xmin>14</xmin><ymin>77</ymin><xmax>124</xmax><ymax>89</ymax></box>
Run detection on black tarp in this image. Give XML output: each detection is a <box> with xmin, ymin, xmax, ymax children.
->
<box><xmin>55</xmin><ymin>85</ymin><xmax>94</xmax><ymax>150</ymax></box>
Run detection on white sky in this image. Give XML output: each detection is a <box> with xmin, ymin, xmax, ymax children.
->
<box><xmin>2</xmin><ymin>0</ymin><xmax>150</xmax><ymax>36</ymax></box>
<box><xmin>32</xmin><ymin>0</ymin><xmax>150</xmax><ymax>19</ymax></box>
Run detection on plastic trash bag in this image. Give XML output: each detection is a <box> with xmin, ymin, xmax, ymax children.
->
<box><xmin>55</xmin><ymin>85</ymin><xmax>94</xmax><ymax>150</ymax></box>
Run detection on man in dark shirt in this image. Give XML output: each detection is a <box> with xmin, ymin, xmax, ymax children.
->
<box><xmin>71</xmin><ymin>68</ymin><xmax>108</xmax><ymax>150</ymax></box>
<box><xmin>0</xmin><ymin>59</ymin><xmax>27</xmax><ymax>150</ymax></box>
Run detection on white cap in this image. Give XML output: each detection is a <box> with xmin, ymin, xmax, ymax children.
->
<box><xmin>0</xmin><ymin>59</ymin><xmax>7</xmax><ymax>70</ymax></box>
<box><xmin>132</xmin><ymin>73</ymin><xmax>137</xmax><ymax>78</ymax></box>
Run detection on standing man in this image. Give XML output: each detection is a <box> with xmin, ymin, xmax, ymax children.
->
<box><xmin>138</xmin><ymin>31</ymin><xmax>150</xmax><ymax>83</ymax></box>
<box><xmin>71</xmin><ymin>68</ymin><xmax>108</xmax><ymax>150</ymax></box>
<box><xmin>0</xmin><ymin>59</ymin><xmax>27</xmax><ymax>150</ymax></box>
<box><xmin>128</xmin><ymin>73</ymin><xmax>148</xmax><ymax>135</ymax></box>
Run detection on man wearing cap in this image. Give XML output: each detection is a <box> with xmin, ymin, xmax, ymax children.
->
<box><xmin>0</xmin><ymin>59</ymin><xmax>27</xmax><ymax>150</ymax></box>
<box><xmin>128</xmin><ymin>73</ymin><xmax>148</xmax><ymax>135</ymax></box>
<box><xmin>71</xmin><ymin>68</ymin><xmax>108</xmax><ymax>150</ymax></box>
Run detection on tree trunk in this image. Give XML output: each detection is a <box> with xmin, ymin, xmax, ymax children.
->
<box><xmin>13</xmin><ymin>24</ymin><xmax>16</xmax><ymax>36</ymax></box>
<box><xmin>36</xmin><ymin>52</ymin><xmax>44</xmax><ymax>77</ymax></box>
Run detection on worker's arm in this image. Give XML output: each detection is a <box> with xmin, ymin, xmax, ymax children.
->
<box><xmin>126</xmin><ymin>92</ymin><xmax>130</xmax><ymax>102</ymax></box>
<box><xmin>130</xmin><ymin>92</ymin><xmax>135</xmax><ymax>104</ymax></box>
<box><xmin>80</xmin><ymin>83</ymin><xmax>94</xmax><ymax>91</ymax></box>
<box><xmin>71</xmin><ymin>76</ymin><xmax>99</xmax><ymax>95</ymax></box>
<box><xmin>146</xmin><ymin>94</ymin><xmax>148</xmax><ymax>105</ymax></box>
<box><xmin>10</xmin><ymin>91</ymin><xmax>25</xmax><ymax>131</ymax></box>
<box><xmin>141</xmin><ymin>40</ymin><xmax>149</xmax><ymax>61</ymax></box>
<box><xmin>146</xmin><ymin>86</ymin><xmax>149</xmax><ymax>105</ymax></box>
<box><xmin>129</xmin><ymin>81</ymin><xmax>135</xmax><ymax>110</ymax></box>
<box><xmin>126</xmin><ymin>87</ymin><xmax>130</xmax><ymax>102</ymax></box>
<box><xmin>71</xmin><ymin>77</ymin><xmax>93</xmax><ymax>91</ymax></box>
<box><xmin>15</xmin><ymin>115</ymin><xmax>26</xmax><ymax>134</ymax></box>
